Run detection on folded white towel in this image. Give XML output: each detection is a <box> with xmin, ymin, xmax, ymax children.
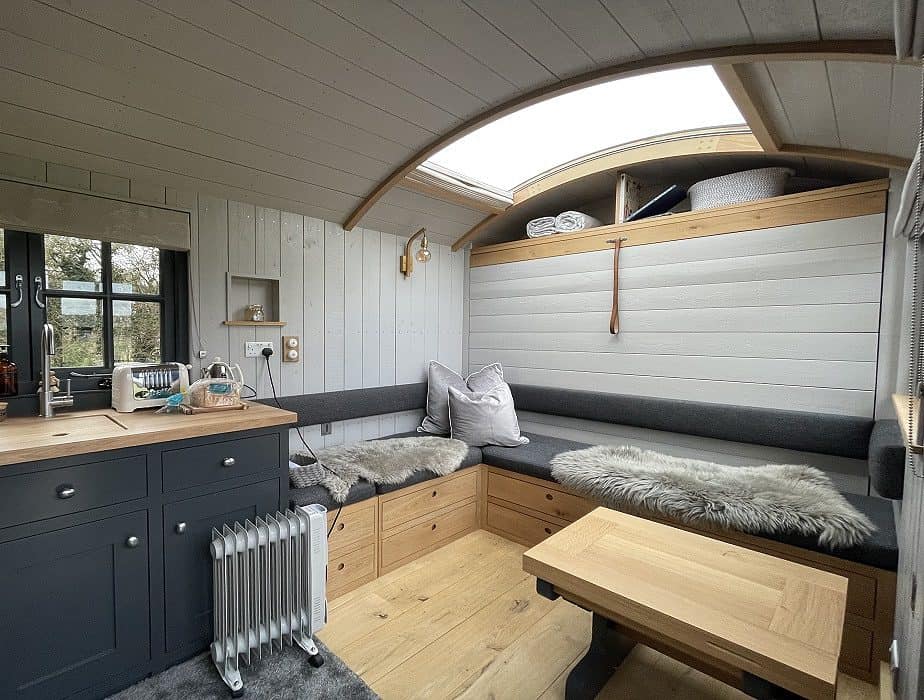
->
<box><xmin>526</xmin><ymin>216</ymin><xmax>556</xmax><ymax>238</ymax></box>
<box><xmin>554</xmin><ymin>211</ymin><xmax>601</xmax><ymax>232</ymax></box>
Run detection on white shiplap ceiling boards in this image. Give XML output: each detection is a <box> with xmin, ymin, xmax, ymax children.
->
<box><xmin>0</xmin><ymin>0</ymin><xmax>907</xmax><ymax>244</ymax></box>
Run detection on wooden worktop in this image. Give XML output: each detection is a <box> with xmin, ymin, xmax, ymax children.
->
<box><xmin>0</xmin><ymin>402</ymin><xmax>297</xmax><ymax>466</ymax></box>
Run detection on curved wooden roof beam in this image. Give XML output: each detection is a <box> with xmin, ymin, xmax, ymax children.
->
<box><xmin>343</xmin><ymin>40</ymin><xmax>898</xmax><ymax>233</ymax></box>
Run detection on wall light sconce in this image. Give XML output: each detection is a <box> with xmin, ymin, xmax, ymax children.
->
<box><xmin>400</xmin><ymin>227</ymin><xmax>430</xmax><ymax>277</ymax></box>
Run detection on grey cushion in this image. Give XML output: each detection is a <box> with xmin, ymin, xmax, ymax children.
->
<box><xmin>290</xmin><ymin>479</ymin><xmax>376</xmax><ymax>510</ymax></box>
<box><xmin>373</xmin><ymin>431</ymin><xmax>484</xmax><ymax>494</ymax></box>
<box><xmin>259</xmin><ymin>383</ymin><xmax>427</xmax><ymax>427</ymax></box>
<box><xmin>509</xmin><ymin>384</ymin><xmax>874</xmax><ymax>460</ymax></box>
<box><xmin>420</xmin><ymin>362</ymin><xmax>503</xmax><ymax>435</ymax></box>
<box><xmin>481</xmin><ymin>432</ymin><xmax>898</xmax><ymax>570</ymax></box>
<box><xmin>869</xmin><ymin>420</ymin><xmax>906</xmax><ymax>499</ymax></box>
<box><xmin>448</xmin><ymin>383</ymin><xmax>529</xmax><ymax>447</ymax></box>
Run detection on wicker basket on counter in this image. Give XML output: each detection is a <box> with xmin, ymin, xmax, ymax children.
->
<box><xmin>688</xmin><ymin>167</ymin><xmax>794</xmax><ymax>211</ymax></box>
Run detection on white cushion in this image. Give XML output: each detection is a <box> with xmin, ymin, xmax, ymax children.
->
<box><xmin>448</xmin><ymin>382</ymin><xmax>529</xmax><ymax>447</ymax></box>
<box><xmin>419</xmin><ymin>361</ymin><xmax>503</xmax><ymax>435</ymax></box>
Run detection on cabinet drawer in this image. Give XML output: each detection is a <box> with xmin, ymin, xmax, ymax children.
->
<box><xmin>487</xmin><ymin>501</ymin><xmax>563</xmax><ymax>548</ymax></box>
<box><xmin>163</xmin><ymin>433</ymin><xmax>279</xmax><ymax>492</ymax></box>
<box><xmin>328</xmin><ymin>544</ymin><xmax>376</xmax><ymax>598</ymax></box>
<box><xmin>0</xmin><ymin>455</ymin><xmax>147</xmax><ymax>530</ymax></box>
<box><xmin>488</xmin><ymin>471</ymin><xmax>593</xmax><ymax>523</ymax></box>
<box><xmin>381</xmin><ymin>470</ymin><xmax>477</xmax><ymax>532</ymax></box>
<box><xmin>840</xmin><ymin>623</ymin><xmax>873</xmax><ymax>675</ymax></box>
<box><xmin>381</xmin><ymin>501</ymin><xmax>477</xmax><ymax>570</ymax></box>
<box><xmin>327</xmin><ymin>500</ymin><xmax>376</xmax><ymax>553</ymax></box>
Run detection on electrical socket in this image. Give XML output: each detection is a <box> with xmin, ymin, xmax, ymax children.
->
<box><xmin>245</xmin><ymin>341</ymin><xmax>274</xmax><ymax>358</ymax></box>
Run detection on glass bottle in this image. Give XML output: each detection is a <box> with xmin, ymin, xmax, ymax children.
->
<box><xmin>0</xmin><ymin>346</ymin><xmax>17</xmax><ymax>397</ymax></box>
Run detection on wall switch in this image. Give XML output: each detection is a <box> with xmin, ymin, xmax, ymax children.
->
<box><xmin>320</xmin><ymin>423</ymin><xmax>332</xmax><ymax>436</ymax></box>
<box><xmin>197</xmin><ymin>350</ymin><xmax>208</xmax><ymax>359</ymax></box>
<box><xmin>245</xmin><ymin>341</ymin><xmax>274</xmax><ymax>358</ymax></box>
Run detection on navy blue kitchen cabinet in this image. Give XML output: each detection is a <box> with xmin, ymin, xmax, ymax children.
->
<box><xmin>0</xmin><ymin>425</ymin><xmax>291</xmax><ymax>700</ymax></box>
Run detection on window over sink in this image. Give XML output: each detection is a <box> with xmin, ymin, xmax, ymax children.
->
<box><xmin>0</xmin><ymin>229</ymin><xmax>187</xmax><ymax>401</ymax></box>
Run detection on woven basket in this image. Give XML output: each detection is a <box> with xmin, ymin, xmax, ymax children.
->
<box><xmin>688</xmin><ymin>167</ymin><xmax>794</xmax><ymax>211</ymax></box>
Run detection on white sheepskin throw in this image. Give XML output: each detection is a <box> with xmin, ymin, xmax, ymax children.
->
<box><xmin>291</xmin><ymin>437</ymin><xmax>468</xmax><ymax>503</ymax></box>
<box><xmin>551</xmin><ymin>445</ymin><xmax>875</xmax><ymax>549</ymax></box>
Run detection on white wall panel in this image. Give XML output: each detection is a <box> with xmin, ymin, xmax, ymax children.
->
<box><xmin>470</xmin><ymin>216</ymin><xmax>885</xmax><ymax>417</ymax></box>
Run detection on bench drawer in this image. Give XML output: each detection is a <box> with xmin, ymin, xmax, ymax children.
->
<box><xmin>381</xmin><ymin>470</ymin><xmax>477</xmax><ymax>532</ymax></box>
<box><xmin>0</xmin><ymin>455</ymin><xmax>147</xmax><ymax>529</ymax></box>
<box><xmin>487</xmin><ymin>471</ymin><xmax>593</xmax><ymax>523</ymax></box>
<box><xmin>487</xmin><ymin>501</ymin><xmax>563</xmax><ymax>548</ymax></box>
<box><xmin>163</xmin><ymin>434</ymin><xmax>279</xmax><ymax>492</ymax></box>
<box><xmin>327</xmin><ymin>501</ymin><xmax>376</xmax><ymax>554</ymax></box>
<box><xmin>328</xmin><ymin>544</ymin><xmax>376</xmax><ymax>599</ymax></box>
<box><xmin>380</xmin><ymin>501</ymin><xmax>477</xmax><ymax>571</ymax></box>
<box><xmin>840</xmin><ymin>623</ymin><xmax>873</xmax><ymax>676</ymax></box>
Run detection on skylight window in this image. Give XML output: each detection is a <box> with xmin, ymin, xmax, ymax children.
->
<box><xmin>423</xmin><ymin>66</ymin><xmax>745</xmax><ymax>194</ymax></box>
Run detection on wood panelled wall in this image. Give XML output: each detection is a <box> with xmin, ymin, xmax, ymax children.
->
<box><xmin>470</xmin><ymin>213</ymin><xmax>885</xmax><ymax>418</ymax></box>
<box><xmin>0</xmin><ymin>152</ymin><xmax>467</xmax><ymax>448</ymax></box>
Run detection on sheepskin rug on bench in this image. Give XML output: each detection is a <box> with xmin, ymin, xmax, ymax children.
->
<box><xmin>290</xmin><ymin>437</ymin><xmax>468</xmax><ymax>503</ymax></box>
<box><xmin>551</xmin><ymin>445</ymin><xmax>875</xmax><ymax>549</ymax></box>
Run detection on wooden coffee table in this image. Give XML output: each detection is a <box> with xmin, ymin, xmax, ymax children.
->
<box><xmin>523</xmin><ymin>508</ymin><xmax>848</xmax><ymax>700</ymax></box>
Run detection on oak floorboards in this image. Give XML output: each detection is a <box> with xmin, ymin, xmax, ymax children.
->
<box><xmin>318</xmin><ymin>530</ymin><xmax>878</xmax><ymax>700</ymax></box>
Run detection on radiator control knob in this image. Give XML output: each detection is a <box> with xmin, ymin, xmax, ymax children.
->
<box><xmin>126</xmin><ymin>536</ymin><xmax>141</xmax><ymax>548</ymax></box>
<box><xmin>176</xmin><ymin>522</ymin><xmax>187</xmax><ymax>534</ymax></box>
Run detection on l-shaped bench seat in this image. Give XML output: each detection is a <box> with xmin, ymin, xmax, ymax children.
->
<box><xmin>267</xmin><ymin>383</ymin><xmax>905</xmax><ymax>683</ymax></box>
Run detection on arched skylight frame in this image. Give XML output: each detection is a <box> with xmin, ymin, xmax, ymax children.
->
<box><xmin>421</xmin><ymin>65</ymin><xmax>746</xmax><ymax>197</ymax></box>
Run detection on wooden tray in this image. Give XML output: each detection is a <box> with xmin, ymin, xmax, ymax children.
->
<box><xmin>182</xmin><ymin>402</ymin><xmax>247</xmax><ymax>414</ymax></box>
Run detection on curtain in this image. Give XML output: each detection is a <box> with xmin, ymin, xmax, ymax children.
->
<box><xmin>896</xmin><ymin>0</ymin><xmax>924</xmax><ymax>59</ymax></box>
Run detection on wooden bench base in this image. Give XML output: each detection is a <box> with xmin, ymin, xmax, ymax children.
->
<box><xmin>316</xmin><ymin>464</ymin><xmax>895</xmax><ymax>685</ymax></box>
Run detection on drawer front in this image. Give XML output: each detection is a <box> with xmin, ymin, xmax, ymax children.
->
<box><xmin>487</xmin><ymin>501</ymin><xmax>563</xmax><ymax>547</ymax></box>
<box><xmin>327</xmin><ymin>501</ymin><xmax>376</xmax><ymax>553</ymax></box>
<box><xmin>488</xmin><ymin>471</ymin><xmax>593</xmax><ymax>523</ymax></box>
<box><xmin>0</xmin><ymin>455</ymin><xmax>147</xmax><ymax>530</ymax></box>
<box><xmin>381</xmin><ymin>470</ymin><xmax>478</xmax><ymax>532</ymax></box>
<box><xmin>163</xmin><ymin>433</ymin><xmax>280</xmax><ymax>492</ymax></box>
<box><xmin>328</xmin><ymin>544</ymin><xmax>376</xmax><ymax>598</ymax></box>
<box><xmin>840</xmin><ymin>623</ymin><xmax>873</xmax><ymax>675</ymax></box>
<box><xmin>841</xmin><ymin>569</ymin><xmax>877</xmax><ymax>620</ymax></box>
<box><xmin>380</xmin><ymin>501</ymin><xmax>477</xmax><ymax>570</ymax></box>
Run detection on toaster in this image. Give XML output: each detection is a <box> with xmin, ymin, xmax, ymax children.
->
<box><xmin>111</xmin><ymin>362</ymin><xmax>191</xmax><ymax>412</ymax></box>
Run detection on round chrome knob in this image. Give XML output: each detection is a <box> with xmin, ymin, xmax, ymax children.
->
<box><xmin>56</xmin><ymin>485</ymin><xmax>76</xmax><ymax>499</ymax></box>
<box><xmin>221</xmin><ymin>457</ymin><xmax>236</xmax><ymax>467</ymax></box>
<box><xmin>175</xmin><ymin>522</ymin><xmax>187</xmax><ymax>534</ymax></box>
<box><xmin>126</xmin><ymin>536</ymin><xmax>141</xmax><ymax>548</ymax></box>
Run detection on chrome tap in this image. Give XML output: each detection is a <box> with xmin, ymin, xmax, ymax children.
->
<box><xmin>39</xmin><ymin>323</ymin><xmax>74</xmax><ymax>418</ymax></box>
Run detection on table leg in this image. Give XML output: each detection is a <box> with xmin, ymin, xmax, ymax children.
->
<box><xmin>741</xmin><ymin>673</ymin><xmax>805</xmax><ymax>699</ymax></box>
<box><xmin>565</xmin><ymin>612</ymin><xmax>636</xmax><ymax>700</ymax></box>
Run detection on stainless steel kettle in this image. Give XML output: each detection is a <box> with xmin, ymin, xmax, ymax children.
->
<box><xmin>202</xmin><ymin>357</ymin><xmax>244</xmax><ymax>385</ymax></box>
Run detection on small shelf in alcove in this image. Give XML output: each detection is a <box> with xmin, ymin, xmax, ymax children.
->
<box><xmin>223</xmin><ymin>320</ymin><xmax>287</xmax><ymax>327</ymax></box>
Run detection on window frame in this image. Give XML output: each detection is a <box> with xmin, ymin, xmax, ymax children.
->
<box><xmin>1</xmin><ymin>230</ymin><xmax>188</xmax><ymax>397</ymax></box>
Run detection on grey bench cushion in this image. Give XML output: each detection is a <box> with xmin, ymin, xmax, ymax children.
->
<box><xmin>260</xmin><ymin>383</ymin><xmax>427</xmax><ymax>427</ymax></box>
<box><xmin>509</xmin><ymin>384</ymin><xmax>874</xmax><ymax>460</ymax></box>
<box><xmin>373</xmin><ymin>431</ymin><xmax>484</xmax><ymax>494</ymax></box>
<box><xmin>480</xmin><ymin>433</ymin><xmax>898</xmax><ymax>571</ymax></box>
<box><xmin>868</xmin><ymin>420</ymin><xmax>906</xmax><ymax>499</ymax></box>
<box><xmin>290</xmin><ymin>479</ymin><xmax>376</xmax><ymax>510</ymax></box>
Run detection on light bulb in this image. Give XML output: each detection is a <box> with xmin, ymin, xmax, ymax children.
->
<box><xmin>416</xmin><ymin>247</ymin><xmax>431</xmax><ymax>263</ymax></box>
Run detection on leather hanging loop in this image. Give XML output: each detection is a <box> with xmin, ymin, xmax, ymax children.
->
<box><xmin>607</xmin><ymin>238</ymin><xmax>624</xmax><ymax>335</ymax></box>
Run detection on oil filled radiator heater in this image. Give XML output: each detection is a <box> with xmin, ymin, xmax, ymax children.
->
<box><xmin>210</xmin><ymin>505</ymin><xmax>328</xmax><ymax>696</ymax></box>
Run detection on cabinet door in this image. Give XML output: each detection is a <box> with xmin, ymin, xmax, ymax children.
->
<box><xmin>0</xmin><ymin>511</ymin><xmax>150</xmax><ymax>700</ymax></box>
<box><xmin>163</xmin><ymin>479</ymin><xmax>279</xmax><ymax>656</ymax></box>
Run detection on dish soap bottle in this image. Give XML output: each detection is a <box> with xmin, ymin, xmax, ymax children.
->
<box><xmin>0</xmin><ymin>346</ymin><xmax>17</xmax><ymax>396</ymax></box>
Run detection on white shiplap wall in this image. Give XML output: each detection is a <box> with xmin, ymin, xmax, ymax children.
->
<box><xmin>191</xmin><ymin>194</ymin><xmax>466</xmax><ymax>450</ymax></box>
<box><xmin>469</xmin><ymin>214</ymin><xmax>887</xmax><ymax>491</ymax></box>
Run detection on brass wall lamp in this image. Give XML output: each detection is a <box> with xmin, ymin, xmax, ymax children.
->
<box><xmin>400</xmin><ymin>227</ymin><xmax>430</xmax><ymax>277</ymax></box>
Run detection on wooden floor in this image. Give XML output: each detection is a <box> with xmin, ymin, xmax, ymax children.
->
<box><xmin>318</xmin><ymin>530</ymin><xmax>879</xmax><ymax>700</ymax></box>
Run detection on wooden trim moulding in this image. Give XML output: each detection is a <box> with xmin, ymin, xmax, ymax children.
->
<box><xmin>399</xmin><ymin>177</ymin><xmax>508</xmax><ymax>215</ymax></box>
<box><xmin>344</xmin><ymin>40</ymin><xmax>898</xmax><ymax>233</ymax></box>
<box><xmin>778</xmin><ymin>144</ymin><xmax>912</xmax><ymax>170</ymax></box>
<box><xmin>469</xmin><ymin>179</ymin><xmax>889</xmax><ymax>267</ymax></box>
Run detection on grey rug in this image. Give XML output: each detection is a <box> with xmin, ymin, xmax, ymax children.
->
<box><xmin>107</xmin><ymin>642</ymin><xmax>378</xmax><ymax>700</ymax></box>
<box><xmin>551</xmin><ymin>445</ymin><xmax>875</xmax><ymax>549</ymax></box>
<box><xmin>290</xmin><ymin>437</ymin><xmax>468</xmax><ymax>503</ymax></box>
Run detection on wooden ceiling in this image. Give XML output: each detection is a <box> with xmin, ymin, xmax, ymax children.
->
<box><xmin>0</xmin><ymin>0</ymin><xmax>907</xmax><ymax>244</ymax></box>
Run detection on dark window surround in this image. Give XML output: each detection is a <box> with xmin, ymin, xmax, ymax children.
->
<box><xmin>2</xmin><ymin>229</ymin><xmax>188</xmax><ymax>413</ymax></box>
